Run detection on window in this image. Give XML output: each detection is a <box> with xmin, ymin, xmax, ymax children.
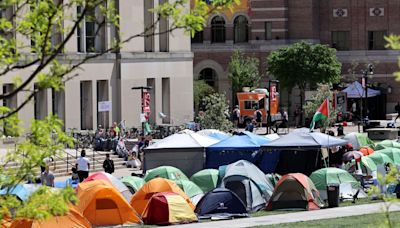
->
<box><xmin>77</xmin><ymin>5</ymin><xmax>106</xmax><ymax>53</ymax></box>
<box><xmin>211</xmin><ymin>16</ymin><xmax>225</xmax><ymax>43</ymax></box>
<box><xmin>199</xmin><ymin>68</ymin><xmax>217</xmax><ymax>89</ymax></box>
<box><xmin>162</xmin><ymin>78</ymin><xmax>170</xmax><ymax>124</ymax></box>
<box><xmin>332</xmin><ymin>31</ymin><xmax>349</xmax><ymax>50</ymax></box>
<box><xmin>265</xmin><ymin>22</ymin><xmax>272</xmax><ymax>40</ymax></box>
<box><xmin>147</xmin><ymin>78</ymin><xmax>156</xmax><ymax>124</ymax></box>
<box><xmin>51</xmin><ymin>0</ymin><xmax>63</xmax><ymax>49</ymax></box>
<box><xmin>144</xmin><ymin>0</ymin><xmax>154</xmax><ymax>52</ymax></box>
<box><xmin>34</xmin><ymin>84</ymin><xmax>48</xmax><ymax>120</ymax></box>
<box><xmin>80</xmin><ymin>81</ymin><xmax>93</xmax><ymax>130</ymax></box>
<box><xmin>244</xmin><ymin>101</ymin><xmax>258</xmax><ymax>110</ymax></box>
<box><xmin>234</xmin><ymin>16</ymin><xmax>248</xmax><ymax>43</ymax></box>
<box><xmin>159</xmin><ymin>0</ymin><xmax>169</xmax><ymax>52</ymax></box>
<box><xmin>191</xmin><ymin>31</ymin><xmax>203</xmax><ymax>43</ymax></box>
<box><xmin>368</xmin><ymin>31</ymin><xmax>386</xmax><ymax>50</ymax></box>
<box><xmin>97</xmin><ymin>80</ymin><xmax>109</xmax><ymax>129</ymax></box>
<box><xmin>52</xmin><ymin>88</ymin><xmax>65</xmax><ymax>122</ymax></box>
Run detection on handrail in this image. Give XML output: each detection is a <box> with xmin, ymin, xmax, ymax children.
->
<box><xmin>91</xmin><ymin>150</ymin><xmax>105</xmax><ymax>171</ymax></box>
<box><xmin>55</xmin><ymin>153</ymin><xmax>76</xmax><ymax>174</ymax></box>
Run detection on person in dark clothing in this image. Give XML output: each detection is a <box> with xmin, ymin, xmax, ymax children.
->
<box><xmin>103</xmin><ymin>154</ymin><xmax>114</xmax><ymax>174</ymax></box>
<box><xmin>395</xmin><ymin>102</ymin><xmax>400</xmax><ymax>123</ymax></box>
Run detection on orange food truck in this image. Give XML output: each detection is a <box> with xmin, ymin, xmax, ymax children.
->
<box><xmin>237</xmin><ymin>88</ymin><xmax>281</xmax><ymax>125</ymax></box>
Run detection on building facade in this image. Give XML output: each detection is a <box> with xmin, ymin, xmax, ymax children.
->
<box><xmin>1</xmin><ymin>0</ymin><xmax>194</xmax><ymax>131</ymax></box>
<box><xmin>193</xmin><ymin>0</ymin><xmax>400</xmax><ymax>116</ymax></box>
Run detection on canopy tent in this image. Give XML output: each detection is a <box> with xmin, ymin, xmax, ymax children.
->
<box><xmin>208</xmin><ymin>132</ymin><xmax>230</xmax><ymax>141</ymax></box>
<box><xmin>376</xmin><ymin>148</ymin><xmax>400</xmax><ymax>165</ymax></box>
<box><xmin>343</xmin><ymin>81</ymin><xmax>381</xmax><ymax>98</ymax></box>
<box><xmin>190</xmin><ymin>169</ymin><xmax>219</xmax><ymax>193</ymax></box>
<box><xmin>76</xmin><ymin>180</ymin><xmax>142</xmax><ymax>226</ymax></box>
<box><xmin>343</xmin><ymin>132</ymin><xmax>375</xmax><ymax>150</ymax></box>
<box><xmin>0</xmin><ymin>184</ymin><xmax>39</xmax><ymax>201</ymax></box>
<box><xmin>197</xmin><ymin>129</ymin><xmax>229</xmax><ymax>137</ymax></box>
<box><xmin>144</xmin><ymin>166</ymin><xmax>189</xmax><ymax>182</ymax></box>
<box><xmin>142</xmin><ymin>192</ymin><xmax>197</xmax><ymax>225</ymax></box>
<box><xmin>82</xmin><ymin>172</ymin><xmax>132</xmax><ymax>202</ymax></box>
<box><xmin>264</xmin><ymin>133</ymin><xmax>280</xmax><ymax>141</ymax></box>
<box><xmin>206</xmin><ymin>131</ymin><xmax>280</xmax><ymax>173</ymax></box>
<box><xmin>121</xmin><ymin>176</ymin><xmax>145</xmax><ymax>194</ymax></box>
<box><xmin>267</xmin><ymin>173</ymin><xmax>323</xmax><ymax>211</ymax></box>
<box><xmin>145</xmin><ymin>132</ymin><xmax>219</xmax><ymax>176</ymax></box>
<box><xmin>375</xmin><ymin>140</ymin><xmax>400</xmax><ymax>151</ymax></box>
<box><xmin>130</xmin><ymin>178</ymin><xmax>194</xmax><ymax>216</ymax></box>
<box><xmin>174</xmin><ymin>179</ymin><xmax>203</xmax><ymax>198</ymax></box>
<box><xmin>195</xmin><ymin>188</ymin><xmax>248</xmax><ymax>219</ymax></box>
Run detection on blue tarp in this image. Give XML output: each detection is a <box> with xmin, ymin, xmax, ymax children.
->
<box><xmin>206</xmin><ymin>131</ymin><xmax>280</xmax><ymax>173</ymax></box>
<box><xmin>0</xmin><ymin>184</ymin><xmax>40</xmax><ymax>201</ymax></box>
<box><xmin>343</xmin><ymin>81</ymin><xmax>381</xmax><ymax>98</ymax></box>
<box><xmin>208</xmin><ymin>132</ymin><xmax>230</xmax><ymax>141</ymax></box>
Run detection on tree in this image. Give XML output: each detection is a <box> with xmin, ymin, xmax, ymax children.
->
<box><xmin>267</xmin><ymin>42</ymin><xmax>342</xmax><ymax>124</ymax></box>
<box><xmin>303</xmin><ymin>84</ymin><xmax>338</xmax><ymax>132</ymax></box>
<box><xmin>386</xmin><ymin>35</ymin><xmax>400</xmax><ymax>80</ymax></box>
<box><xmin>198</xmin><ymin>93</ymin><xmax>232</xmax><ymax>131</ymax></box>
<box><xmin>228</xmin><ymin>50</ymin><xmax>261</xmax><ymax>104</ymax></box>
<box><xmin>0</xmin><ymin>0</ymin><xmax>237</xmax><ymax>222</ymax></box>
<box><xmin>193</xmin><ymin>79</ymin><xmax>214</xmax><ymax>112</ymax></box>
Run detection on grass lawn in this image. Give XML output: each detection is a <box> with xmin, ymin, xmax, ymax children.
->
<box><xmin>253</xmin><ymin>211</ymin><xmax>400</xmax><ymax>228</ymax></box>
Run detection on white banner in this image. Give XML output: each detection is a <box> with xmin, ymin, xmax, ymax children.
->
<box><xmin>98</xmin><ymin>101</ymin><xmax>112</xmax><ymax>112</ymax></box>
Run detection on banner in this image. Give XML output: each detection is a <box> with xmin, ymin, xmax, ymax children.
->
<box><xmin>270</xmin><ymin>85</ymin><xmax>277</xmax><ymax>101</ymax></box>
<box><xmin>98</xmin><ymin>101</ymin><xmax>112</xmax><ymax>112</ymax></box>
<box><xmin>143</xmin><ymin>91</ymin><xmax>151</xmax><ymax>113</ymax></box>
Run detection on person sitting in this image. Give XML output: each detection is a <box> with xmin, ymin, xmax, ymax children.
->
<box><xmin>41</xmin><ymin>166</ymin><xmax>55</xmax><ymax>187</ymax></box>
<box><xmin>71</xmin><ymin>167</ymin><xmax>79</xmax><ymax>182</ymax></box>
<box><xmin>245</xmin><ymin>119</ymin><xmax>255</xmax><ymax>132</ymax></box>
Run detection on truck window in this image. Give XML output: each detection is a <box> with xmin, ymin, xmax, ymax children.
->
<box><xmin>258</xmin><ymin>98</ymin><xmax>265</xmax><ymax>111</ymax></box>
<box><xmin>244</xmin><ymin>100</ymin><xmax>258</xmax><ymax>110</ymax></box>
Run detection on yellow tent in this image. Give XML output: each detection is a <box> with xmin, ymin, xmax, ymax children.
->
<box><xmin>130</xmin><ymin>177</ymin><xmax>194</xmax><ymax>215</ymax></box>
<box><xmin>77</xmin><ymin>180</ymin><xmax>142</xmax><ymax>226</ymax></box>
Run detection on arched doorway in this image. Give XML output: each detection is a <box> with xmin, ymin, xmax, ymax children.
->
<box><xmin>199</xmin><ymin>68</ymin><xmax>218</xmax><ymax>91</ymax></box>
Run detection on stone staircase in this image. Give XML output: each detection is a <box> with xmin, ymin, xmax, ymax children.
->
<box><xmin>4</xmin><ymin>150</ymin><xmax>127</xmax><ymax>177</ymax></box>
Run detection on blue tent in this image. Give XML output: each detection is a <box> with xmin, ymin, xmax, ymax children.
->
<box><xmin>206</xmin><ymin>131</ymin><xmax>279</xmax><ymax>173</ymax></box>
<box><xmin>195</xmin><ymin>188</ymin><xmax>248</xmax><ymax>218</ymax></box>
<box><xmin>208</xmin><ymin>132</ymin><xmax>230</xmax><ymax>141</ymax></box>
<box><xmin>55</xmin><ymin>179</ymin><xmax>79</xmax><ymax>189</ymax></box>
<box><xmin>0</xmin><ymin>184</ymin><xmax>40</xmax><ymax>201</ymax></box>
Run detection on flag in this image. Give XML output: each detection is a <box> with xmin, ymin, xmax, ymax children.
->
<box><xmin>310</xmin><ymin>98</ymin><xmax>330</xmax><ymax>131</ymax></box>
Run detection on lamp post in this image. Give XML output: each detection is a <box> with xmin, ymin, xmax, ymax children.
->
<box><xmin>361</xmin><ymin>64</ymin><xmax>374</xmax><ymax>120</ymax></box>
<box><xmin>132</xmin><ymin>86</ymin><xmax>152</xmax><ymax>135</ymax></box>
<box><xmin>268</xmin><ymin>80</ymin><xmax>279</xmax><ymax>134</ymax></box>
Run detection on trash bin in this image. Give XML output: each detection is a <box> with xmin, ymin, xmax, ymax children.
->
<box><xmin>327</xmin><ymin>184</ymin><xmax>340</xmax><ymax>208</ymax></box>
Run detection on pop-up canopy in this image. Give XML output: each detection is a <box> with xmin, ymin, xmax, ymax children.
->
<box><xmin>342</xmin><ymin>81</ymin><xmax>381</xmax><ymax>98</ymax></box>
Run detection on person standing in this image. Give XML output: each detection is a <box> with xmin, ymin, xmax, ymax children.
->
<box><xmin>351</xmin><ymin>100</ymin><xmax>358</xmax><ymax>120</ymax></box>
<box><xmin>395</xmin><ymin>102</ymin><xmax>400</xmax><ymax>123</ymax></box>
<box><xmin>103</xmin><ymin>154</ymin><xmax>114</xmax><ymax>174</ymax></box>
<box><xmin>294</xmin><ymin>105</ymin><xmax>301</xmax><ymax>128</ymax></box>
<box><xmin>254</xmin><ymin>107</ymin><xmax>262</xmax><ymax>128</ymax></box>
<box><xmin>76</xmin><ymin>150</ymin><xmax>90</xmax><ymax>182</ymax></box>
<box><xmin>41</xmin><ymin>166</ymin><xmax>55</xmax><ymax>187</ymax></box>
<box><xmin>232</xmin><ymin>105</ymin><xmax>240</xmax><ymax>128</ymax></box>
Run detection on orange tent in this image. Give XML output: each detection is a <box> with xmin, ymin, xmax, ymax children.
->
<box><xmin>130</xmin><ymin>178</ymin><xmax>194</xmax><ymax>215</ymax></box>
<box><xmin>359</xmin><ymin>146</ymin><xmax>374</xmax><ymax>156</ymax></box>
<box><xmin>76</xmin><ymin>180</ymin><xmax>142</xmax><ymax>226</ymax></box>
<box><xmin>9</xmin><ymin>205</ymin><xmax>90</xmax><ymax>228</ymax></box>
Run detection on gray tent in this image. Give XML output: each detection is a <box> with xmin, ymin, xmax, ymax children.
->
<box><xmin>144</xmin><ymin>132</ymin><xmax>219</xmax><ymax>176</ymax></box>
<box><xmin>219</xmin><ymin>160</ymin><xmax>274</xmax><ymax>212</ymax></box>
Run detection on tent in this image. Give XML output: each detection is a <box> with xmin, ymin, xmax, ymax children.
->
<box><xmin>219</xmin><ymin>160</ymin><xmax>274</xmax><ymax>212</ymax></box>
<box><xmin>265</xmin><ymin>133</ymin><xmax>280</xmax><ymax>141</ymax></box>
<box><xmin>343</xmin><ymin>133</ymin><xmax>375</xmax><ymax>150</ymax></box>
<box><xmin>360</xmin><ymin>156</ymin><xmax>378</xmax><ymax>173</ymax></box>
<box><xmin>190</xmin><ymin>169</ymin><xmax>219</xmax><ymax>193</ymax></box>
<box><xmin>367</xmin><ymin>152</ymin><xmax>393</xmax><ymax>166</ymax></box>
<box><xmin>82</xmin><ymin>172</ymin><xmax>132</xmax><ymax>202</ymax></box>
<box><xmin>375</xmin><ymin>140</ymin><xmax>400</xmax><ymax>150</ymax></box>
<box><xmin>121</xmin><ymin>176</ymin><xmax>145</xmax><ymax>194</ymax></box>
<box><xmin>174</xmin><ymin>179</ymin><xmax>203</xmax><ymax>198</ymax></box>
<box><xmin>195</xmin><ymin>188</ymin><xmax>248</xmax><ymax>218</ymax></box>
<box><xmin>310</xmin><ymin>168</ymin><xmax>361</xmax><ymax>201</ymax></box>
<box><xmin>142</xmin><ymin>192</ymin><xmax>197</xmax><ymax>225</ymax></box>
<box><xmin>0</xmin><ymin>184</ymin><xmax>39</xmax><ymax>201</ymax></box>
<box><xmin>376</xmin><ymin>148</ymin><xmax>400</xmax><ymax>165</ymax></box>
<box><xmin>266</xmin><ymin>173</ymin><xmax>323</xmax><ymax>211</ymax></box>
<box><xmin>343</xmin><ymin>81</ymin><xmax>381</xmax><ymax>98</ymax></box>
<box><xmin>144</xmin><ymin>166</ymin><xmax>189</xmax><ymax>182</ymax></box>
<box><xmin>206</xmin><ymin>131</ymin><xmax>280</xmax><ymax>173</ymax></box>
<box><xmin>265</xmin><ymin>174</ymin><xmax>281</xmax><ymax>187</ymax></box>
<box><xmin>208</xmin><ymin>132</ymin><xmax>230</xmax><ymax>141</ymax></box>
<box><xmin>10</xmin><ymin>205</ymin><xmax>91</xmax><ymax>228</ymax></box>
<box><xmin>144</xmin><ymin>132</ymin><xmax>219</xmax><ymax>176</ymax></box>
<box><xmin>76</xmin><ymin>180</ymin><xmax>142</xmax><ymax>226</ymax></box>
<box><xmin>130</xmin><ymin>178</ymin><xmax>195</xmax><ymax>215</ymax></box>
<box><xmin>359</xmin><ymin>146</ymin><xmax>374</xmax><ymax>156</ymax></box>
<box><xmin>197</xmin><ymin>129</ymin><xmax>228</xmax><ymax>137</ymax></box>
<box><xmin>262</xmin><ymin>128</ymin><xmax>348</xmax><ymax>175</ymax></box>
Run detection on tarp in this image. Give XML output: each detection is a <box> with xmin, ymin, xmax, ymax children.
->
<box><xmin>130</xmin><ymin>178</ymin><xmax>194</xmax><ymax>216</ymax></box>
<box><xmin>343</xmin><ymin>133</ymin><xmax>375</xmax><ymax>150</ymax></box>
<box><xmin>190</xmin><ymin>169</ymin><xmax>219</xmax><ymax>193</ymax></box>
<box><xmin>343</xmin><ymin>81</ymin><xmax>381</xmax><ymax>98</ymax></box>
<box><xmin>262</xmin><ymin>128</ymin><xmax>348</xmax><ymax>150</ymax></box>
<box><xmin>0</xmin><ymin>184</ymin><xmax>39</xmax><ymax>201</ymax></box>
<box><xmin>76</xmin><ymin>180</ymin><xmax>142</xmax><ymax>226</ymax></box>
<box><xmin>121</xmin><ymin>176</ymin><xmax>145</xmax><ymax>193</ymax></box>
<box><xmin>208</xmin><ymin>131</ymin><xmax>269</xmax><ymax>151</ymax></box>
<box><xmin>144</xmin><ymin>166</ymin><xmax>189</xmax><ymax>182</ymax></box>
<box><xmin>208</xmin><ymin>132</ymin><xmax>230</xmax><ymax>141</ymax></box>
<box><xmin>174</xmin><ymin>179</ymin><xmax>203</xmax><ymax>198</ymax></box>
<box><xmin>195</xmin><ymin>188</ymin><xmax>248</xmax><ymax>218</ymax></box>
<box><xmin>142</xmin><ymin>192</ymin><xmax>197</xmax><ymax>225</ymax></box>
<box><xmin>146</xmin><ymin>132</ymin><xmax>218</xmax><ymax>149</ymax></box>
<box><xmin>197</xmin><ymin>129</ymin><xmax>229</xmax><ymax>138</ymax></box>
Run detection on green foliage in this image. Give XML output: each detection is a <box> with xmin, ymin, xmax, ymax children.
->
<box><xmin>303</xmin><ymin>84</ymin><xmax>338</xmax><ymax>130</ymax></box>
<box><xmin>198</xmin><ymin>93</ymin><xmax>232</xmax><ymax>131</ymax></box>
<box><xmin>267</xmin><ymin>41</ymin><xmax>342</xmax><ymax>91</ymax></box>
<box><xmin>228</xmin><ymin>50</ymin><xmax>261</xmax><ymax>93</ymax></box>
<box><xmin>386</xmin><ymin>35</ymin><xmax>400</xmax><ymax>80</ymax></box>
<box><xmin>193</xmin><ymin>80</ymin><xmax>214</xmax><ymax>111</ymax></box>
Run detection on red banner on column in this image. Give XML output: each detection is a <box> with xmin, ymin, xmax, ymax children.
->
<box><xmin>270</xmin><ymin>85</ymin><xmax>277</xmax><ymax>101</ymax></box>
<box><xmin>143</xmin><ymin>91</ymin><xmax>151</xmax><ymax>113</ymax></box>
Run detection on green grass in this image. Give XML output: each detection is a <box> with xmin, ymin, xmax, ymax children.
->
<box><xmin>253</xmin><ymin>211</ymin><xmax>400</xmax><ymax>228</ymax></box>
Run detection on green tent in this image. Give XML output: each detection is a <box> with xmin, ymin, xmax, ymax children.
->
<box><xmin>367</xmin><ymin>152</ymin><xmax>393</xmax><ymax>166</ymax></box>
<box><xmin>310</xmin><ymin>168</ymin><xmax>360</xmax><ymax>190</ymax></box>
<box><xmin>174</xmin><ymin>179</ymin><xmax>203</xmax><ymax>198</ymax></box>
<box><xmin>376</xmin><ymin>148</ymin><xmax>400</xmax><ymax>165</ymax></box>
<box><xmin>343</xmin><ymin>132</ymin><xmax>375</xmax><ymax>150</ymax></box>
<box><xmin>360</xmin><ymin>156</ymin><xmax>378</xmax><ymax>173</ymax></box>
<box><xmin>190</xmin><ymin>169</ymin><xmax>219</xmax><ymax>193</ymax></box>
<box><xmin>375</xmin><ymin>140</ymin><xmax>400</xmax><ymax>151</ymax></box>
<box><xmin>121</xmin><ymin>176</ymin><xmax>145</xmax><ymax>194</ymax></box>
<box><xmin>265</xmin><ymin>174</ymin><xmax>281</xmax><ymax>187</ymax></box>
<box><xmin>144</xmin><ymin>166</ymin><xmax>189</xmax><ymax>182</ymax></box>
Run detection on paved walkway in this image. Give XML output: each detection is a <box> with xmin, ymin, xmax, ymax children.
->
<box><xmin>169</xmin><ymin>202</ymin><xmax>400</xmax><ymax>228</ymax></box>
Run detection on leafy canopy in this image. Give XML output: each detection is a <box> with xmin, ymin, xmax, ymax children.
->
<box><xmin>198</xmin><ymin>93</ymin><xmax>232</xmax><ymax>131</ymax></box>
<box><xmin>193</xmin><ymin>80</ymin><xmax>214</xmax><ymax>111</ymax></box>
<box><xmin>228</xmin><ymin>50</ymin><xmax>261</xmax><ymax>92</ymax></box>
<box><xmin>267</xmin><ymin>41</ymin><xmax>342</xmax><ymax>91</ymax></box>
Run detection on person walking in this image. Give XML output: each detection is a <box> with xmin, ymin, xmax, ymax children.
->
<box><xmin>395</xmin><ymin>102</ymin><xmax>400</xmax><ymax>123</ymax></box>
<box><xmin>76</xmin><ymin>150</ymin><xmax>90</xmax><ymax>182</ymax></box>
<box><xmin>232</xmin><ymin>105</ymin><xmax>240</xmax><ymax>129</ymax></box>
<box><xmin>294</xmin><ymin>105</ymin><xmax>301</xmax><ymax>128</ymax></box>
<box><xmin>103</xmin><ymin>154</ymin><xmax>114</xmax><ymax>174</ymax></box>
<box><xmin>254</xmin><ymin>107</ymin><xmax>263</xmax><ymax>128</ymax></box>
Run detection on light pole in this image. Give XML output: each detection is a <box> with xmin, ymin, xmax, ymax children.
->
<box><xmin>361</xmin><ymin>64</ymin><xmax>374</xmax><ymax>120</ymax></box>
<box><xmin>132</xmin><ymin>86</ymin><xmax>152</xmax><ymax>135</ymax></box>
<box><xmin>268</xmin><ymin>80</ymin><xmax>279</xmax><ymax>134</ymax></box>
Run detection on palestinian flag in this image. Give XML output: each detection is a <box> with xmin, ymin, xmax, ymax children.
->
<box><xmin>310</xmin><ymin>98</ymin><xmax>329</xmax><ymax>131</ymax></box>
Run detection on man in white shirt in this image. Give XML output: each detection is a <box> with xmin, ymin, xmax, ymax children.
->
<box><xmin>76</xmin><ymin>150</ymin><xmax>90</xmax><ymax>182</ymax></box>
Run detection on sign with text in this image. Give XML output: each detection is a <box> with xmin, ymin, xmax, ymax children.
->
<box><xmin>98</xmin><ymin>101</ymin><xmax>112</xmax><ymax>112</ymax></box>
<box><xmin>143</xmin><ymin>91</ymin><xmax>151</xmax><ymax>113</ymax></box>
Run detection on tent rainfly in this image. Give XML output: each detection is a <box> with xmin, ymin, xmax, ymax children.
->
<box><xmin>342</xmin><ymin>81</ymin><xmax>381</xmax><ymax>98</ymax></box>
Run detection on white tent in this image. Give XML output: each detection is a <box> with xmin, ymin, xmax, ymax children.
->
<box><xmin>147</xmin><ymin>132</ymin><xmax>218</xmax><ymax>149</ymax></box>
<box><xmin>343</xmin><ymin>81</ymin><xmax>381</xmax><ymax>98</ymax></box>
<box><xmin>197</xmin><ymin>129</ymin><xmax>228</xmax><ymax>137</ymax></box>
